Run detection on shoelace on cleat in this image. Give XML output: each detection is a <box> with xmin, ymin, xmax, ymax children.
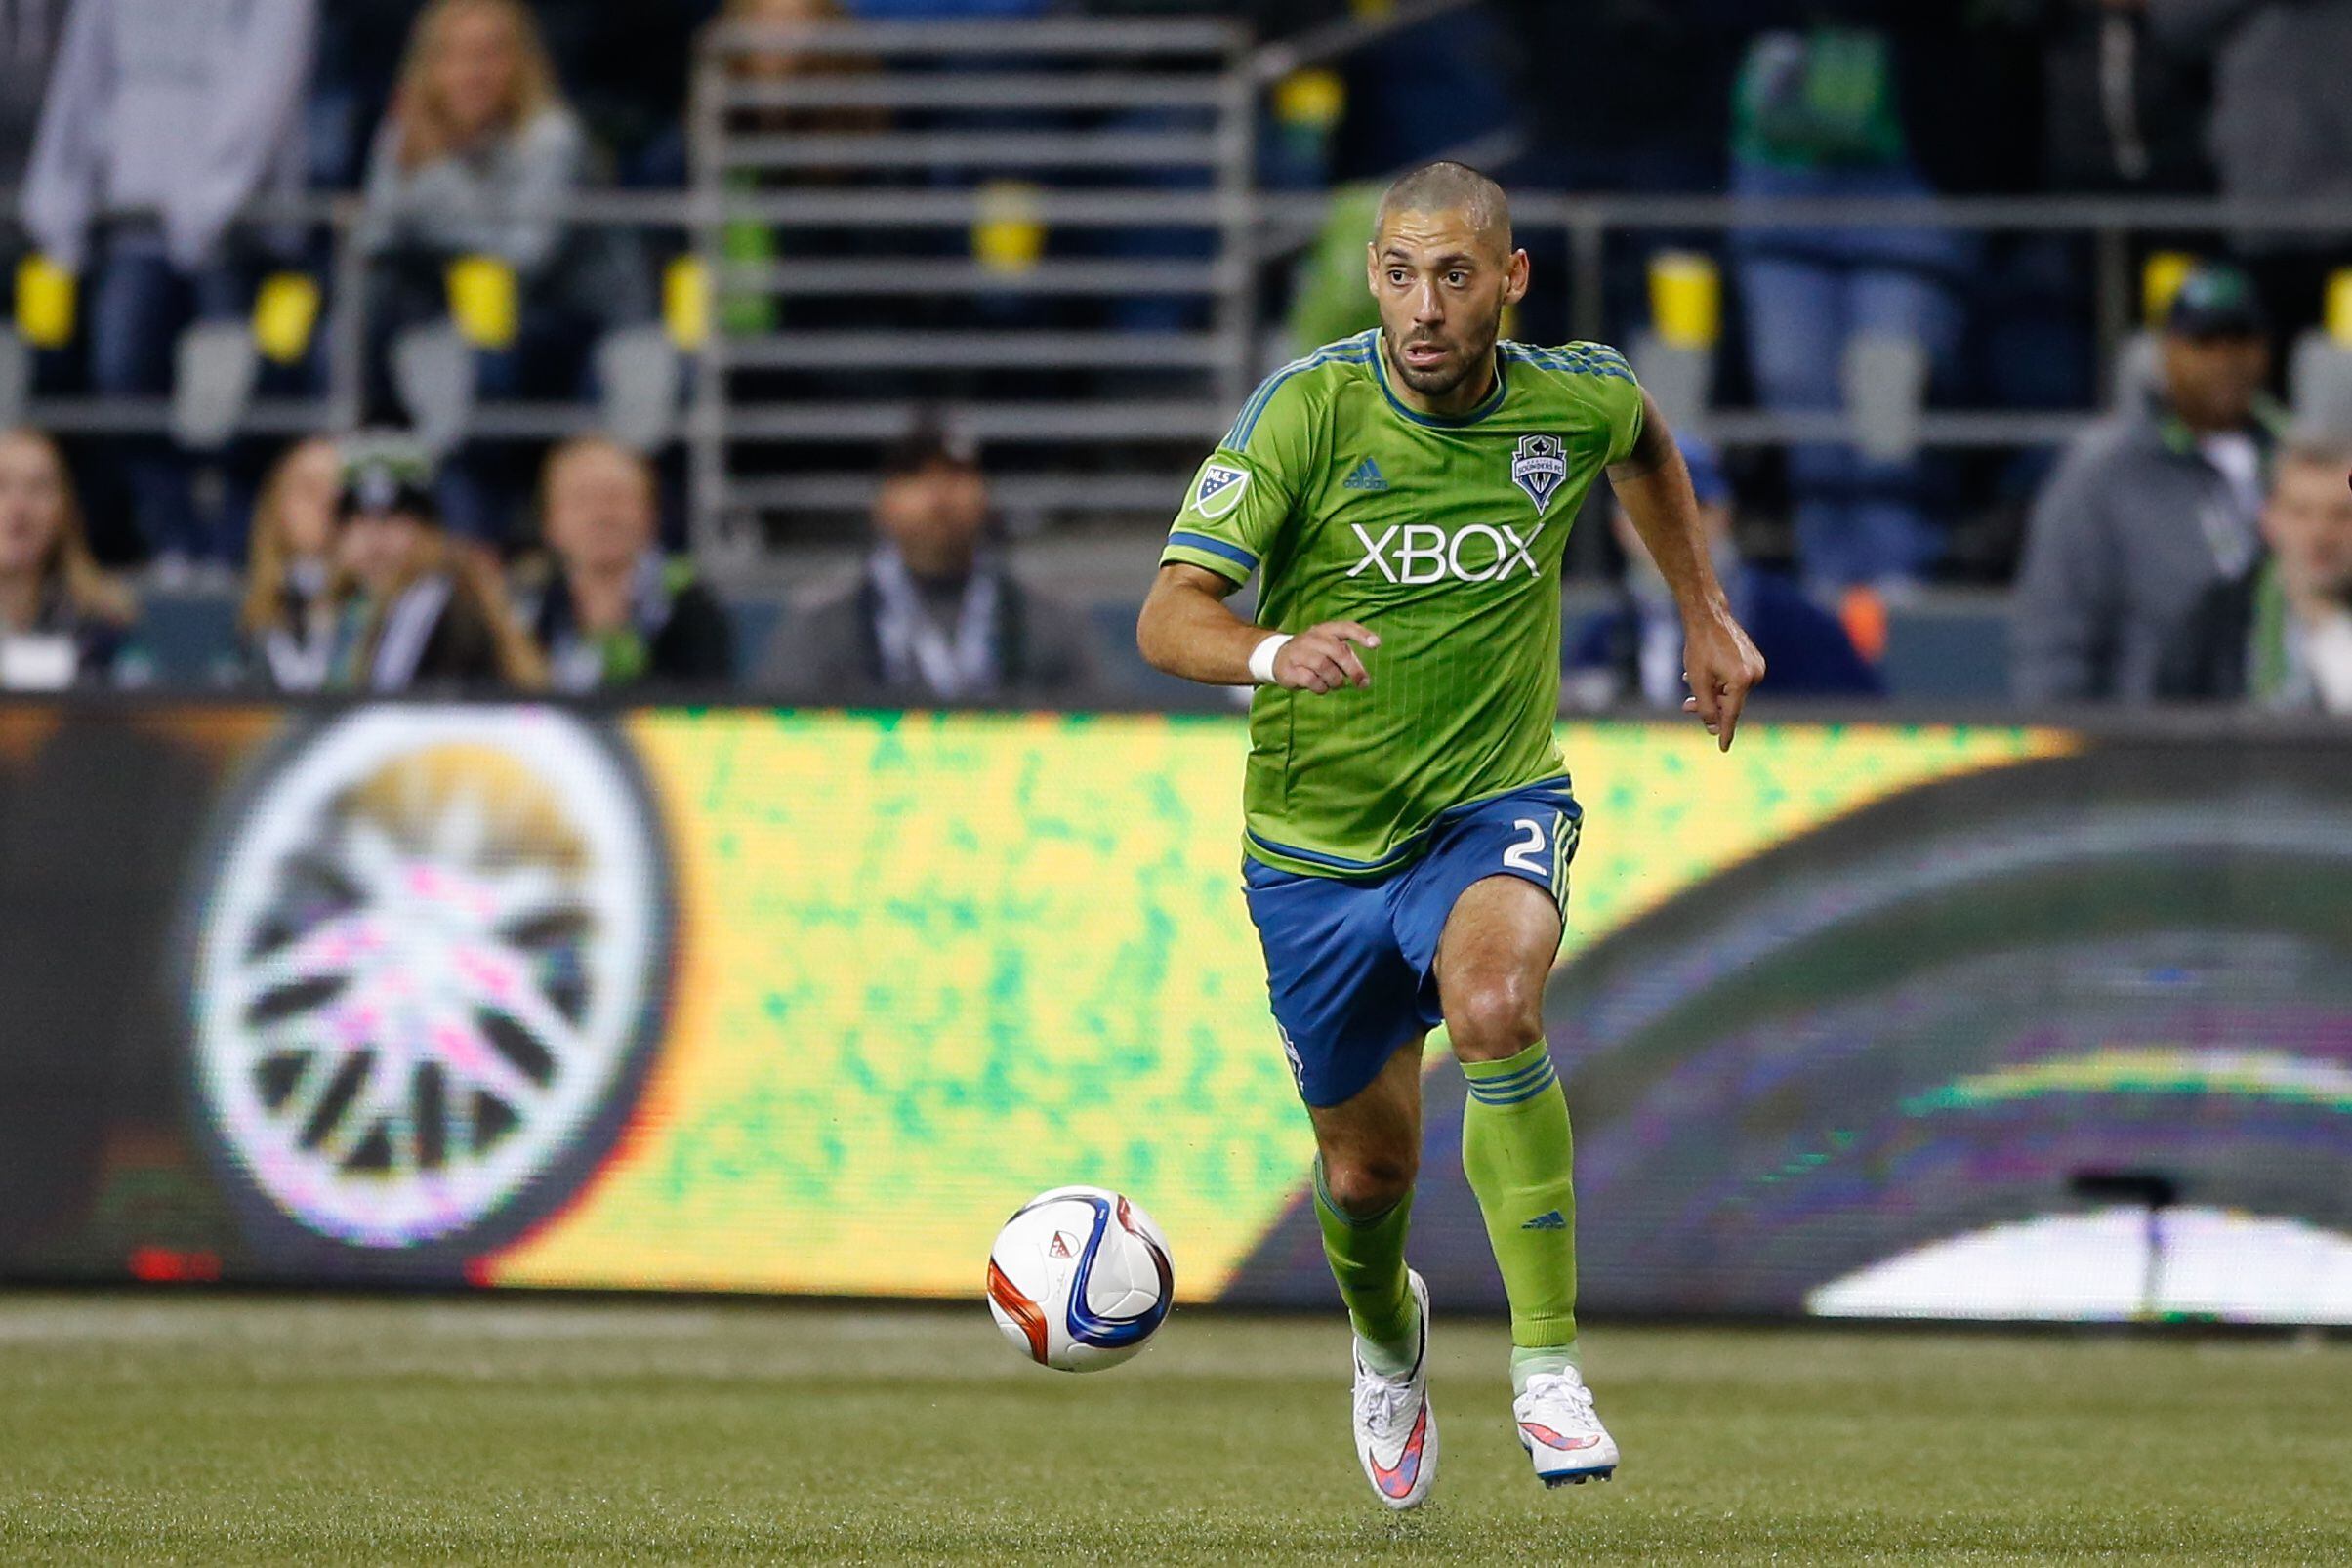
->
<box><xmin>1520</xmin><ymin>1373</ymin><xmax>1604</xmax><ymax>1437</ymax></box>
<box><xmin>1353</xmin><ymin>1367</ymin><xmax>1418</xmax><ymax>1442</ymax></box>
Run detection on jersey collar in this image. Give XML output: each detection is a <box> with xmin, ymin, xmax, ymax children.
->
<box><xmin>1371</xmin><ymin>339</ymin><xmax>1508</xmax><ymax>429</ymax></box>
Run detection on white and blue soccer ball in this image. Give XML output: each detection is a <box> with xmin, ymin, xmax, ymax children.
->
<box><xmin>986</xmin><ymin>1185</ymin><xmax>1175</xmax><ymax>1372</ymax></box>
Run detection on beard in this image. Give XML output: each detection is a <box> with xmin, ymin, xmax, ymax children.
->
<box><xmin>1384</xmin><ymin>310</ymin><xmax>1503</xmax><ymax>400</ymax></box>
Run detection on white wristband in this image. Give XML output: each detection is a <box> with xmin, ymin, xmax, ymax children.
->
<box><xmin>1247</xmin><ymin>633</ymin><xmax>1293</xmax><ymax>685</ymax></box>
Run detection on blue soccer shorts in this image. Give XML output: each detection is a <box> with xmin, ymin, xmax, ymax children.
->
<box><xmin>1241</xmin><ymin>778</ymin><xmax>1583</xmax><ymax>1108</ymax></box>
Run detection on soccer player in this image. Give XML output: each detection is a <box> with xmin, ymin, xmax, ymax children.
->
<box><xmin>1135</xmin><ymin>162</ymin><xmax>1764</xmax><ymax>1508</ymax></box>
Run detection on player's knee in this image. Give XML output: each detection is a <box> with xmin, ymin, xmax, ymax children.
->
<box><xmin>1446</xmin><ymin>978</ymin><xmax>1545</xmax><ymax>1061</ymax></box>
<box><xmin>1322</xmin><ymin>1151</ymin><xmax>1417</xmax><ymax>1217</ymax></box>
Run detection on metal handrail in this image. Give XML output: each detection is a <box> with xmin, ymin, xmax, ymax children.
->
<box><xmin>716</xmin><ymin>131</ymin><xmax>1230</xmax><ymax>172</ymax></box>
<box><xmin>1250</xmin><ymin>0</ymin><xmax>1482</xmax><ymax>82</ymax></box>
<box><xmin>704</xmin><ymin>18</ymin><xmax>1249</xmax><ymax>57</ymax></box>
<box><xmin>23</xmin><ymin>187</ymin><xmax>2352</xmax><ymax>236</ymax></box>
<box><xmin>720</xmin><ymin>74</ymin><xmax>1233</xmax><ymax>111</ymax></box>
<box><xmin>10</xmin><ymin>164</ymin><xmax>2351</xmax><ymax>547</ymax></box>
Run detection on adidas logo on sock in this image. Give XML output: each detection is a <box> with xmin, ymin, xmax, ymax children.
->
<box><xmin>1520</xmin><ymin>1210</ymin><xmax>1567</xmax><ymax>1231</ymax></box>
<box><xmin>1342</xmin><ymin>458</ymin><xmax>1387</xmax><ymax>491</ymax></box>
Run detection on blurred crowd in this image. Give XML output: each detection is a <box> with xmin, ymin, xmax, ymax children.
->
<box><xmin>0</xmin><ymin>416</ymin><xmax>1110</xmax><ymax>700</ymax></box>
<box><xmin>1</xmin><ymin>0</ymin><xmax>2350</xmax><ymax>714</ymax></box>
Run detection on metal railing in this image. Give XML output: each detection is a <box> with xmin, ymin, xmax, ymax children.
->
<box><xmin>15</xmin><ymin>184</ymin><xmax>2352</xmax><ymax>538</ymax></box>
<box><xmin>6</xmin><ymin>8</ymin><xmax>2352</xmax><ymax>568</ymax></box>
<box><xmin>681</xmin><ymin>17</ymin><xmax>1257</xmax><ymax>564</ymax></box>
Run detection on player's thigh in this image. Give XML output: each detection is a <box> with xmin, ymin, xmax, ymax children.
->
<box><xmin>1244</xmin><ymin>859</ymin><xmax>1427</xmax><ymax>1111</ymax></box>
<box><xmin>1306</xmin><ymin>1033</ymin><xmax>1427</xmax><ymax>1199</ymax></box>
<box><xmin>1390</xmin><ymin>787</ymin><xmax>1576</xmax><ymax>1058</ymax></box>
<box><xmin>1433</xmin><ymin>875</ymin><xmax>1563</xmax><ymax>1062</ymax></box>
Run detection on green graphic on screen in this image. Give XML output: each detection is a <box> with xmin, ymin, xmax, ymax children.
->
<box><xmin>488</xmin><ymin>714</ymin><xmax>2062</xmax><ymax>1297</ymax></box>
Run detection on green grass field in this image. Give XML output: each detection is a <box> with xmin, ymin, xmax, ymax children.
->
<box><xmin>2</xmin><ymin>1295</ymin><xmax>2348</xmax><ymax>1565</ymax></box>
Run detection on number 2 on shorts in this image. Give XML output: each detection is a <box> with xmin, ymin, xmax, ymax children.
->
<box><xmin>1503</xmin><ymin>817</ymin><xmax>1547</xmax><ymax>875</ymax></box>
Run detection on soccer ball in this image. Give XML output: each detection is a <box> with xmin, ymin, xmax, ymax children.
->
<box><xmin>986</xmin><ymin>1185</ymin><xmax>1175</xmax><ymax>1372</ymax></box>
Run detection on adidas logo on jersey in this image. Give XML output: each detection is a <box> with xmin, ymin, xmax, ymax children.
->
<box><xmin>1521</xmin><ymin>1210</ymin><xmax>1568</xmax><ymax>1231</ymax></box>
<box><xmin>1347</xmin><ymin>521</ymin><xmax>1543</xmax><ymax>585</ymax></box>
<box><xmin>1342</xmin><ymin>458</ymin><xmax>1387</xmax><ymax>491</ymax></box>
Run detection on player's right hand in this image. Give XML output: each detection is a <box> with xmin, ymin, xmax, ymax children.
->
<box><xmin>1273</xmin><ymin>622</ymin><xmax>1380</xmax><ymax>694</ymax></box>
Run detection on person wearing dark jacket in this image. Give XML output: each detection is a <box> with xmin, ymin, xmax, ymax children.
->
<box><xmin>330</xmin><ymin>447</ymin><xmax>546</xmax><ymax>693</ymax></box>
<box><xmin>517</xmin><ymin>436</ymin><xmax>734</xmax><ymax>692</ymax></box>
<box><xmin>2012</xmin><ymin>263</ymin><xmax>2282</xmax><ymax>704</ymax></box>
<box><xmin>2160</xmin><ymin>435</ymin><xmax>2352</xmax><ymax>711</ymax></box>
<box><xmin>1568</xmin><ymin>433</ymin><xmax>1880</xmax><ymax>708</ymax></box>
<box><xmin>759</xmin><ymin>423</ymin><xmax>1100</xmax><ymax>704</ymax></box>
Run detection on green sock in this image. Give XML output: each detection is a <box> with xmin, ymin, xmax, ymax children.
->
<box><xmin>1312</xmin><ymin>1158</ymin><xmax>1420</xmax><ymax>1376</ymax></box>
<box><xmin>1461</xmin><ymin>1041</ymin><xmax>1580</xmax><ymax>1394</ymax></box>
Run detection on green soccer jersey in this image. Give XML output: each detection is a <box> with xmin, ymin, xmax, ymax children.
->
<box><xmin>1162</xmin><ymin>328</ymin><xmax>1646</xmax><ymax>879</ymax></box>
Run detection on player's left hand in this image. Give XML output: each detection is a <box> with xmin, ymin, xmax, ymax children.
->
<box><xmin>1679</xmin><ymin>606</ymin><xmax>1766</xmax><ymax>752</ymax></box>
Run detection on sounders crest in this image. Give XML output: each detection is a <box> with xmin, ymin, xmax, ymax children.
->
<box><xmin>1511</xmin><ymin>433</ymin><xmax>1568</xmax><ymax>515</ymax></box>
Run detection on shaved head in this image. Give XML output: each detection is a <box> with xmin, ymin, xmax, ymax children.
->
<box><xmin>1374</xmin><ymin>161</ymin><xmax>1512</xmax><ymax>260</ymax></box>
<box><xmin>1365</xmin><ymin>161</ymin><xmax>1528</xmax><ymax>413</ymax></box>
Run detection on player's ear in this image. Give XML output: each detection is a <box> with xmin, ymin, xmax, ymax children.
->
<box><xmin>1505</xmin><ymin>249</ymin><xmax>1532</xmax><ymax>307</ymax></box>
<box><xmin>1364</xmin><ymin>241</ymin><xmax>1382</xmax><ymax>294</ymax></box>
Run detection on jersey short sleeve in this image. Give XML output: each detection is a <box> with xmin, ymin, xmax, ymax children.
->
<box><xmin>1160</xmin><ymin>370</ymin><xmax>1323</xmax><ymax>588</ymax></box>
<box><xmin>1585</xmin><ymin>344</ymin><xmax>1646</xmax><ymax>467</ymax></box>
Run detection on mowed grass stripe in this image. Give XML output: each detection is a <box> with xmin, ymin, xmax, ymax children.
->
<box><xmin>0</xmin><ymin>1296</ymin><xmax>2346</xmax><ymax>1565</ymax></box>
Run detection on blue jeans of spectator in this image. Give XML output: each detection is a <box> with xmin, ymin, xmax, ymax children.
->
<box><xmin>91</xmin><ymin>230</ymin><xmax>250</xmax><ymax>562</ymax></box>
<box><xmin>365</xmin><ymin>251</ymin><xmax>598</xmax><ymax>543</ymax></box>
<box><xmin>1732</xmin><ymin>160</ymin><xmax>1970</xmax><ymax>593</ymax></box>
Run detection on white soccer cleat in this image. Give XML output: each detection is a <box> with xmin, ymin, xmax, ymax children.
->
<box><xmin>1514</xmin><ymin>1365</ymin><xmax>1620</xmax><ymax>1487</ymax></box>
<box><xmin>1350</xmin><ymin>1268</ymin><xmax>1438</xmax><ymax>1510</ymax></box>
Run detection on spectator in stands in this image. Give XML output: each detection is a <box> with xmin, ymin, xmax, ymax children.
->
<box><xmin>759</xmin><ymin>422</ymin><xmax>1100</xmax><ymax>702</ymax></box>
<box><xmin>2161</xmin><ymin>435</ymin><xmax>2352</xmax><ymax>711</ymax></box>
<box><xmin>1</xmin><ymin>1</ymin><xmax>68</xmax><ymax>209</ymax></box>
<box><xmin>1569</xmin><ymin>433</ymin><xmax>1881</xmax><ymax>709</ymax></box>
<box><xmin>835</xmin><ymin>0</ymin><xmax>1045</xmax><ymax>15</ymax></box>
<box><xmin>516</xmin><ymin>437</ymin><xmax>735</xmax><ymax>692</ymax></box>
<box><xmin>2149</xmin><ymin>0</ymin><xmax>2352</xmax><ymax>337</ymax></box>
<box><xmin>356</xmin><ymin>0</ymin><xmax>596</xmax><ymax>407</ymax></box>
<box><xmin>330</xmin><ymin>448</ymin><xmax>546</xmax><ymax>692</ymax></box>
<box><xmin>0</xmin><ymin>428</ymin><xmax>136</xmax><ymax>687</ymax></box>
<box><xmin>235</xmin><ymin>435</ymin><xmax>343</xmax><ymax>691</ymax></box>
<box><xmin>20</xmin><ymin>0</ymin><xmax>319</xmax><ymax>576</ymax></box>
<box><xmin>2013</xmin><ymin>262</ymin><xmax>2281</xmax><ymax>704</ymax></box>
<box><xmin>709</xmin><ymin>0</ymin><xmax>893</xmax><ymax>343</ymax></box>
<box><xmin>534</xmin><ymin>0</ymin><xmax>721</xmax><ymax>186</ymax></box>
<box><xmin>2034</xmin><ymin>0</ymin><xmax>2212</xmax><ymax>195</ymax></box>
<box><xmin>1726</xmin><ymin>7</ymin><xmax>1976</xmax><ymax>599</ymax></box>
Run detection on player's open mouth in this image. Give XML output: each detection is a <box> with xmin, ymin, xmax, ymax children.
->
<box><xmin>1402</xmin><ymin>342</ymin><xmax>1449</xmax><ymax>369</ymax></box>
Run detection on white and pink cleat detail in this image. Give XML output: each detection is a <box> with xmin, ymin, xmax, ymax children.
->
<box><xmin>1513</xmin><ymin>1366</ymin><xmax>1619</xmax><ymax>1487</ymax></box>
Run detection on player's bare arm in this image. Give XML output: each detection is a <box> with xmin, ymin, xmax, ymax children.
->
<box><xmin>1137</xmin><ymin>563</ymin><xmax>1379</xmax><ymax>694</ymax></box>
<box><xmin>1606</xmin><ymin>392</ymin><xmax>1767</xmax><ymax>751</ymax></box>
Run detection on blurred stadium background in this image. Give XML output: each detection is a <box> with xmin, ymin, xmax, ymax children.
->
<box><xmin>4</xmin><ymin>1</ymin><xmax>2352</xmax><ymax>1560</ymax></box>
